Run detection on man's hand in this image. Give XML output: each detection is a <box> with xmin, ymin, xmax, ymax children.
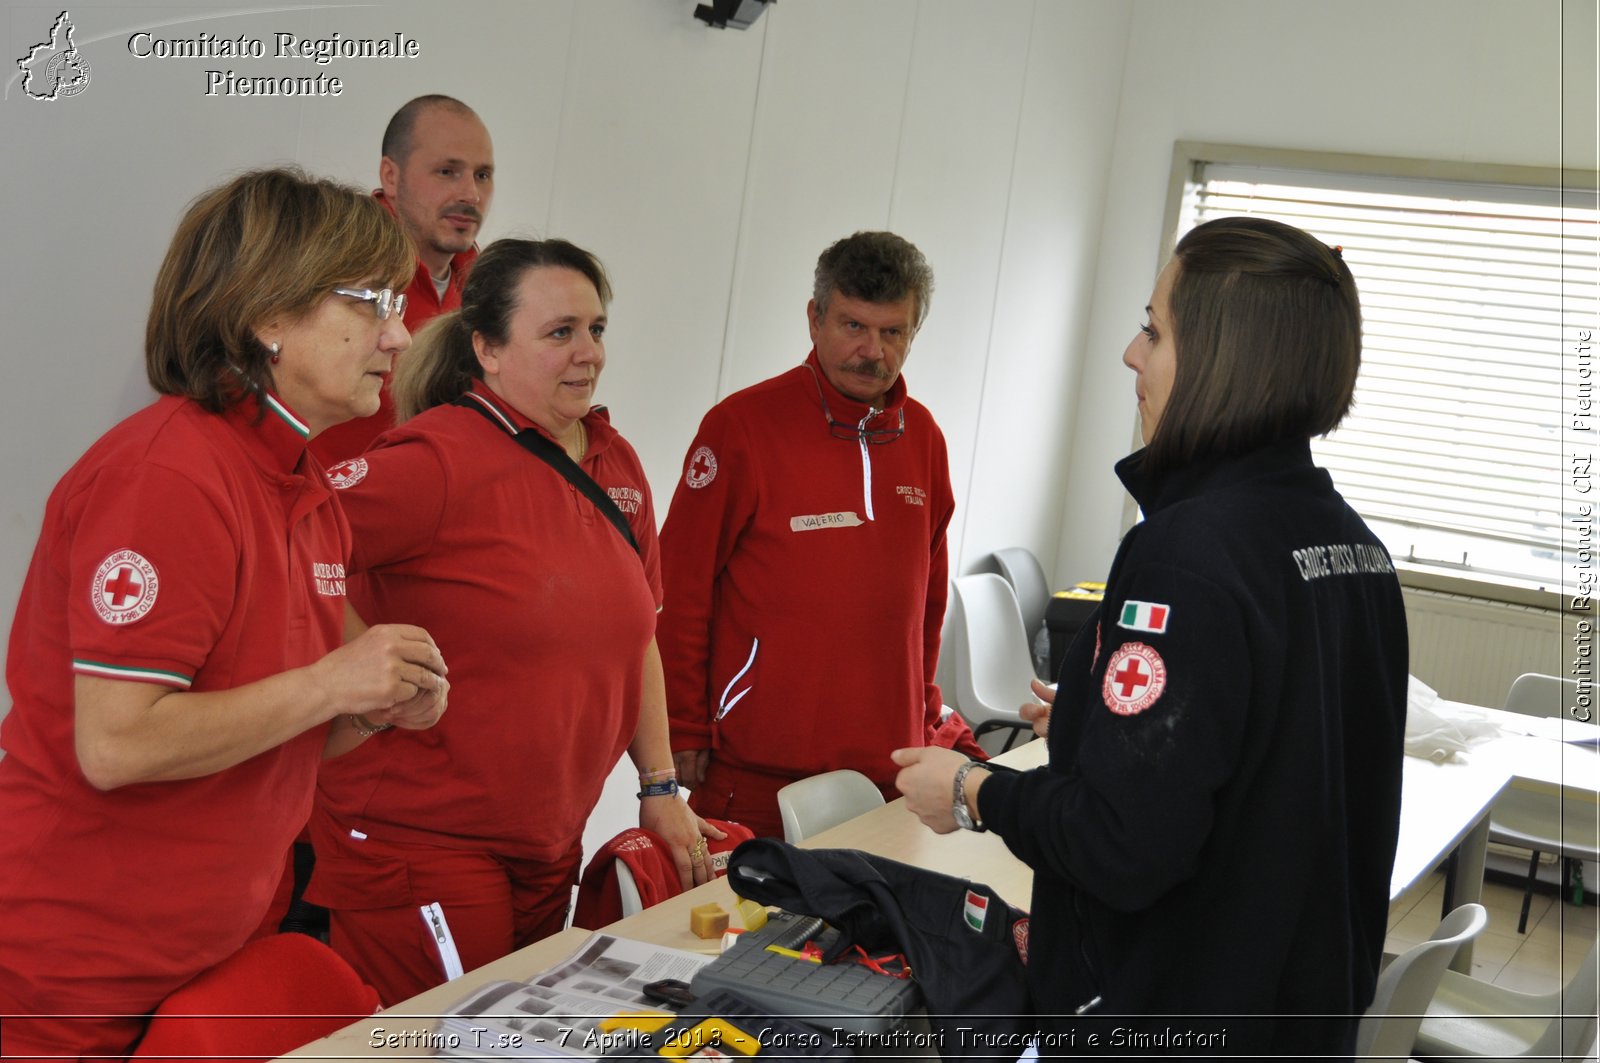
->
<box><xmin>673</xmin><ymin>748</ymin><xmax>710</xmax><ymax>789</ymax></box>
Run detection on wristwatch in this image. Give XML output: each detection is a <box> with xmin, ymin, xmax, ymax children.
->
<box><xmin>952</xmin><ymin>760</ymin><xmax>986</xmax><ymax>832</ymax></box>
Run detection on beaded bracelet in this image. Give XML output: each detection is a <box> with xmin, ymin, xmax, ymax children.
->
<box><xmin>637</xmin><ymin>778</ymin><xmax>680</xmax><ymax>799</ymax></box>
<box><xmin>348</xmin><ymin>713</ymin><xmax>393</xmax><ymax>738</ymax></box>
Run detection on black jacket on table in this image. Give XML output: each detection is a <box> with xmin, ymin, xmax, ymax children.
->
<box><xmin>978</xmin><ymin>439</ymin><xmax>1408</xmax><ymax>1058</ymax></box>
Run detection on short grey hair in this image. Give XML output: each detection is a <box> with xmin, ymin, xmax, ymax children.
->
<box><xmin>812</xmin><ymin>231</ymin><xmax>934</xmax><ymax>329</ymax></box>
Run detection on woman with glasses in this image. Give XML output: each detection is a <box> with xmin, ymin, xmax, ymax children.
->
<box><xmin>306</xmin><ymin>238</ymin><xmax>715</xmax><ymax>1006</ymax></box>
<box><xmin>0</xmin><ymin>168</ymin><xmax>451</xmax><ymax>1059</ymax></box>
<box><xmin>894</xmin><ymin>217</ymin><xmax>1408</xmax><ymax>1058</ymax></box>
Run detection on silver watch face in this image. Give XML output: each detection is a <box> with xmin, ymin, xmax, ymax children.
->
<box><xmin>953</xmin><ymin>800</ymin><xmax>976</xmax><ymax>830</ymax></box>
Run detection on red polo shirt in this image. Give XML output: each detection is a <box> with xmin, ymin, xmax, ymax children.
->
<box><xmin>0</xmin><ymin>391</ymin><xmax>345</xmax><ymax>1042</ymax></box>
<box><xmin>310</xmin><ymin>382</ymin><xmax>660</xmax><ymax>899</ymax></box>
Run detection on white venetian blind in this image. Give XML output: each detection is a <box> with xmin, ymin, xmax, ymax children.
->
<box><xmin>1182</xmin><ymin>161</ymin><xmax>1599</xmax><ymax>584</ymax></box>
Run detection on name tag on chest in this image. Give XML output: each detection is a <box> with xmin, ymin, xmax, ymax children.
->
<box><xmin>789</xmin><ymin>511</ymin><xmax>864</xmax><ymax>532</ymax></box>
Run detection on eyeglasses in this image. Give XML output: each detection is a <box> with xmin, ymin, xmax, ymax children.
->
<box><xmin>811</xmin><ymin>365</ymin><xmax>905</xmax><ymax>445</ymax></box>
<box><xmin>331</xmin><ymin>287</ymin><xmax>408</xmax><ymax>322</ymax></box>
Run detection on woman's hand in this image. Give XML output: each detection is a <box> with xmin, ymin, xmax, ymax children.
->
<box><xmin>371</xmin><ymin>671</ymin><xmax>450</xmax><ymax>731</ymax></box>
<box><xmin>309</xmin><ymin>623</ymin><xmax>449</xmax><ymax>723</ymax></box>
<box><xmin>640</xmin><ymin>797</ymin><xmax>727</xmax><ymax>891</ymax></box>
<box><xmin>76</xmin><ymin>623</ymin><xmax>451</xmax><ymax>788</ymax></box>
<box><xmin>890</xmin><ymin>745</ymin><xmax>971</xmax><ymax>834</ymax></box>
<box><xmin>1020</xmin><ymin>678</ymin><xmax>1055</xmax><ymax>738</ymax></box>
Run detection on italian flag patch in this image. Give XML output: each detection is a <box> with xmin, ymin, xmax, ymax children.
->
<box><xmin>963</xmin><ymin>889</ymin><xmax>989</xmax><ymax>931</ymax></box>
<box><xmin>1118</xmin><ymin>600</ymin><xmax>1170</xmax><ymax>634</ymax></box>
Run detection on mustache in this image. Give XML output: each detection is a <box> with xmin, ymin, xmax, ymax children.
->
<box><xmin>440</xmin><ymin>204</ymin><xmax>483</xmax><ymax>222</ymax></box>
<box><xmin>840</xmin><ymin>362</ymin><xmax>890</xmax><ymax>380</ymax></box>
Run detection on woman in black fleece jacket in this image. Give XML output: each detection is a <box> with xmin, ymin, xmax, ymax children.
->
<box><xmin>894</xmin><ymin>217</ymin><xmax>1408</xmax><ymax>1060</ymax></box>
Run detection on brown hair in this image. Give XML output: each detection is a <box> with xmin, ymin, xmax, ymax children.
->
<box><xmin>393</xmin><ymin>238</ymin><xmax>612</xmax><ymax>421</ymax></box>
<box><xmin>1146</xmin><ymin>215</ymin><xmax>1361</xmax><ymax>474</ymax></box>
<box><xmin>145</xmin><ymin>167</ymin><xmax>412</xmax><ymax>411</ymax></box>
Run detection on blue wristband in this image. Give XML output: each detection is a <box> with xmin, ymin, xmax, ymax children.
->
<box><xmin>637</xmin><ymin>778</ymin><xmax>680</xmax><ymax>799</ymax></box>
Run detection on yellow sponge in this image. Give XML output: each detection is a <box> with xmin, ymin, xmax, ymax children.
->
<box><xmin>688</xmin><ymin>902</ymin><xmax>729</xmax><ymax>939</ymax></box>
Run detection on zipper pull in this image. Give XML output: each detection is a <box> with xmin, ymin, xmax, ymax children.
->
<box><xmin>1075</xmin><ymin>995</ymin><xmax>1103</xmax><ymax>1015</ymax></box>
<box><xmin>419</xmin><ymin>902</ymin><xmax>465</xmax><ymax>980</ymax></box>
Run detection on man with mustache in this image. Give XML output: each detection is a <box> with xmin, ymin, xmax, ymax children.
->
<box><xmin>312</xmin><ymin>94</ymin><xmax>494</xmax><ymax>464</ymax></box>
<box><xmin>658</xmin><ymin>231</ymin><xmax>974</xmax><ymax>838</ymax></box>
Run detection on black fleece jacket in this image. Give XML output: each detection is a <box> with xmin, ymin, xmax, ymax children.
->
<box><xmin>978</xmin><ymin>439</ymin><xmax>1408</xmax><ymax>1058</ymax></box>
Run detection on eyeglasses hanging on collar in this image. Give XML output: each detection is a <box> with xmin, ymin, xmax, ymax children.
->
<box><xmin>809</xmin><ymin>364</ymin><xmax>905</xmax><ymax>445</ymax></box>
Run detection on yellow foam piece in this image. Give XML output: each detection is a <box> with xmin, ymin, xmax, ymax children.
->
<box><xmin>689</xmin><ymin>901</ymin><xmax>729</xmax><ymax>939</ymax></box>
<box><xmin>598</xmin><ymin>1010</ymin><xmax>674</xmax><ymax>1034</ymax></box>
<box><xmin>660</xmin><ymin>1017</ymin><xmax>759</xmax><ymax>1057</ymax></box>
<box><xmin>734</xmin><ymin>898</ymin><xmax>768</xmax><ymax>932</ymax></box>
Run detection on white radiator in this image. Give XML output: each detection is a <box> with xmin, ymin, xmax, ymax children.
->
<box><xmin>1402</xmin><ymin>588</ymin><xmax>1568</xmax><ymax>708</ymax></box>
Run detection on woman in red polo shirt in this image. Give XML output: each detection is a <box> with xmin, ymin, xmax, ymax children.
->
<box><xmin>309</xmin><ymin>238</ymin><xmax>713</xmax><ymax>1005</ymax></box>
<box><xmin>0</xmin><ymin>168</ymin><xmax>450</xmax><ymax>1060</ymax></box>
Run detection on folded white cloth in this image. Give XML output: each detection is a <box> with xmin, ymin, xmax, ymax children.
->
<box><xmin>1403</xmin><ymin>675</ymin><xmax>1499</xmax><ymax>762</ymax></box>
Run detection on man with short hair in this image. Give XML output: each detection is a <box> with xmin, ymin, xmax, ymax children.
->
<box><xmin>311</xmin><ymin>94</ymin><xmax>494</xmax><ymax>464</ymax></box>
<box><xmin>658</xmin><ymin>231</ymin><xmax>974</xmax><ymax>839</ymax></box>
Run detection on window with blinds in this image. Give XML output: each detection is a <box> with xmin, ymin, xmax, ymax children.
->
<box><xmin>1177</xmin><ymin>156</ymin><xmax>1597</xmax><ymax>587</ymax></box>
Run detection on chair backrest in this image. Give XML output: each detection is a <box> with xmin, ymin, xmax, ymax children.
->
<box><xmin>1503</xmin><ymin>672</ymin><xmax>1577</xmax><ymax>718</ymax></box>
<box><xmin>131</xmin><ymin>933</ymin><xmax>380</xmax><ymax>1062</ymax></box>
<box><xmin>1530</xmin><ymin>932</ymin><xmax>1600</xmax><ymax>1061</ymax></box>
<box><xmin>776</xmin><ymin>769</ymin><xmax>886</xmax><ymax>844</ymax></box>
<box><xmin>934</xmin><ymin>580</ymin><xmax>960</xmax><ymax>702</ymax></box>
<box><xmin>992</xmin><ymin>547</ymin><xmax>1050</xmax><ymax>635</ymax></box>
<box><xmin>950</xmin><ymin>574</ymin><xmax>1037</xmax><ymax>729</ymax></box>
<box><xmin>1356</xmin><ymin>902</ymin><xmax>1488</xmax><ymax>1059</ymax></box>
<box><xmin>615</xmin><ymin>860</ymin><xmax>644</xmax><ymax>918</ymax></box>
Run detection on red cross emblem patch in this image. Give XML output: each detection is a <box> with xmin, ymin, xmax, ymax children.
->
<box><xmin>325</xmin><ymin>457</ymin><xmax>368</xmax><ymax>490</ymax></box>
<box><xmin>685</xmin><ymin>445</ymin><xmax>718</xmax><ymax>489</ymax></box>
<box><xmin>91</xmin><ymin>549</ymin><xmax>159</xmax><ymax>625</ymax></box>
<box><xmin>1102</xmin><ymin>641</ymin><xmax>1166</xmax><ymax>716</ymax></box>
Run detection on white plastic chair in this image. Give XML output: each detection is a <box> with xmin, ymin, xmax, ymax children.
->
<box><xmin>992</xmin><ymin>547</ymin><xmax>1049</xmax><ymax>635</ymax></box>
<box><xmin>949</xmin><ymin>573</ymin><xmax>1037</xmax><ymax>753</ymax></box>
<box><xmin>1492</xmin><ymin>673</ymin><xmax>1598</xmax><ymax>933</ymax></box>
<box><xmin>1356</xmin><ymin>902</ymin><xmax>1488</xmax><ymax>1059</ymax></box>
<box><xmin>1414</xmin><ymin>933</ymin><xmax>1598</xmax><ymax>1062</ymax></box>
<box><xmin>614</xmin><ymin>860</ymin><xmax>644</xmax><ymax>918</ymax></box>
<box><xmin>934</xmin><ymin>580</ymin><xmax>960</xmax><ymax>703</ymax></box>
<box><xmin>776</xmin><ymin>769</ymin><xmax>885</xmax><ymax>844</ymax></box>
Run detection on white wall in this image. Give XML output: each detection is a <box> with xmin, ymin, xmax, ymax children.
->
<box><xmin>0</xmin><ymin>0</ymin><xmax>1129</xmax><ymax>855</ymax></box>
<box><xmin>0</xmin><ymin>0</ymin><xmax>1126</xmax><ymax>678</ymax></box>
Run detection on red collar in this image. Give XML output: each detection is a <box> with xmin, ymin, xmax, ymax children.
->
<box><xmin>460</xmin><ymin>379</ymin><xmax>617</xmax><ymax>457</ymax></box>
<box><xmin>802</xmin><ymin>349</ymin><xmax>909</xmax><ymax>430</ymax></box>
<box><xmin>221</xmin><ymin>388</ymin><xmax>312</xmax><ymax>475</ymax></box>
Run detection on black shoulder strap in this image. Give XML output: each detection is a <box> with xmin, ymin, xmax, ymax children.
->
<box><xmin>453</xmin><ymin>396</ymin><xmax>639</xmax><ymax>555</ymax></box>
